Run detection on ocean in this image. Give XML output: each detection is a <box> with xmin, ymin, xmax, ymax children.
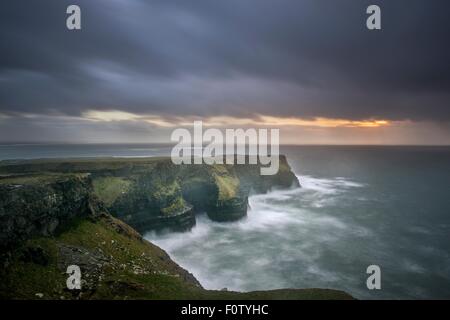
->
<box><xmin>1</xmin><ymin>144</ymin><xmax>450</xmax><ymax>299</ymax></box>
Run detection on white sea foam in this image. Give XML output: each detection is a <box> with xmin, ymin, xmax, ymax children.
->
<box><xmin>300</xmin><ymin>175</ymin><xmax>365</xmax><ymax>192</ymax></box>
<box><xmin>145</xmin><ymin>174</ymin><xmax>370</xmax><ymax>293</ymax></box>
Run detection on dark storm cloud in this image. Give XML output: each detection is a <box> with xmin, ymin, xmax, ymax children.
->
<box><xmin>0</xmin><ymin>0</ymin><xmax>449</xmax><ymax>121</ymax></box>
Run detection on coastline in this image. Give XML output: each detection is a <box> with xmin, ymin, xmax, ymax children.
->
<box><xmin>0</xmin><ymin>156</ymin><xmax>352</xmax><ymax>300</ymax></box>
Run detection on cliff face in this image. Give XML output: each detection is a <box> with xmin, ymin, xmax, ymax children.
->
<box><xmin>0</xmin><ymin>174</ymin><xmax>104</xmax><ymax>252</ymax></box>
<box><xmin>0</xmin><ymin>212</ymin><xmax>204</xmax><ymax>299</ymax></box>
<box><xmin>235</xmin><ymin>155</ymin><xmax>300</xmax><ymax>193</ymax></box>
<box><xmin>97</xmin><ymin>162</ymin><xmax>197</xmax><ymax>233</ymax></box>
<box><xmin>0</xmin><ymin>159</ymin><xmax>352</xmax><ymax>300</ymax></box>
<box><xmin>0</xmin><ymin>156</ymin><xmax>299</xmax><ymax>233</ymax></box>
<box><xmin>0</xmin><ymin>212</ymin><xmax>352</xmax><ymax>300</ymax></box>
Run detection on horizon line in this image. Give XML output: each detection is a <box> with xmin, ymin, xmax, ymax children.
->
<box><xmin>1</xmin><ymin>142</ymin><xmax>450</xmax><ymax>147</ymax></box>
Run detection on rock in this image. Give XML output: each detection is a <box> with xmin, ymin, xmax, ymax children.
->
<box><xmin>57</xmin><ymin>244</ymin><xmax>110</xmax><ymax>292</ymax></box>
<box><xmin>19</xmin><ymin>246</ymin><xmax>49</xmax><ymax>266</ymax></box>
<box><xmin>206</xmin><ymin>196</ymin><xmax>248</xmax><ymax>222</ymax></box>
<box><xmin>0</xmin><ymin>174</ymin><xmax>106</xmax><ymax>252</ymax></box>
<box><xmin>0</xmin><ymin>156</ymin><xmax>299</xmax><ymax>234</ymax></box>
<box><xmin>106</xmin><ymin>280</ymin><xmax>145</xmax><ymax>294</ymax></box>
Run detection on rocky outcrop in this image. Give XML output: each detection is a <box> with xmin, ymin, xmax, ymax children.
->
<box><xmin>0</xmin><ymin>163</ymin><xmax>352</xmax><ymax>300</ymax></box>
<box><xmin>0</xmin><ymin>212</ymin><xmax>203</xmax><ymax>299</ymax></box>
<box><xmin>177</xmin><ymin>155</ymin><xmax>299</xmax><ymax>222</ymax></box>
<box><xmin>103</xmin><ymin>162</ymin><xmax>197</xmax><ymax>233</ymax></box>
<box><xmin>206</xmin><ymin>197</ymin><xmax>248</xmax><ymax>222</ymax></box>
<box><xmin>118</xmin><ymin>205</ymin><xmax>196</xmax><ymax>233</ymax></box>
<box><xmin>0</xmin><ymin>156</ymin><xmax>299</xmax><ymax>232</ymax></box>
<box><xmin>0</xmin><ymin>174</ymin><xmax>106</xmax><ymax>252</ymax></box>
<box><xmin>234</xmin><ymin>155</ymin><xmax>300</xmax><ymax>194</ymax></box>
<box><xmin>0</xmin><ymin>211</ymin><xmax>352</xmax><ymax>300</ymax></box>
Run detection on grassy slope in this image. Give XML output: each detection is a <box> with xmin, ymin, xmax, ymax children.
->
<box><xmin>92</xmin><ymin>177</ymin><xmax>131</xmax><ymax>207</ymax></box>
<box><xmin>0</xmin><ymin>173</ymin><xmax>90</xmax><ymax>185</ymax></box>
<box><xmin>0</xmin><ymin>215</ymin><xmax>353</xmax><ymax>300</ymax></box>
<box><xmin>0</xmin><ymin>158</ymin><xmax>350</xmax><ymax>300</ymax></box>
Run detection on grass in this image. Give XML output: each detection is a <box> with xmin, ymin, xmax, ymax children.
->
<box><xmin>0</xmin><ymin>215</ymin><xmax>353</xmax><ymax>300</ymax></box>
<box><xmin>214</xmin><ymin>174</ymin><xmax>240</xmax><ymax>201</ymax></box>
<box><xmin>0</xmin><ymin>173</ymin><xmax>89</xmax><ymax>185</ymax></box>
<box><xmin>0</xmin><ymin>156</ymin><xmax>345</xmax><ymax>300</ymax></box>
<box><xmin>0</xmin><ymin>157</ymin><xmax>168</xmax><ymax>175</ymax></box>
<box><xmin>0</xmin><ymin>216</ymin><xmax>203</xmax><ymax>299</ymax></box>
<box><xmin>92</xmin><ymin>177</ymin><xmax>131</xmax><ymax>206</ymax></box>
<box><xmin>160</xmin><ymin>197</ymin><xmax>186</xmax><ymax>216</ymax></box>
<box><xmin>208</xmin><ymin>164</ymin><xmax>240</xmax><ymax>201</ymax></box>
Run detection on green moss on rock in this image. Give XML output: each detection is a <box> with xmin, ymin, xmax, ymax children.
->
<box><xmin>0</xmin><ymin>214</ymin><xmax>353</xmax><ymax>300</ymax></box>
<box><xmin>92</xmin><ymin>177</ymin><xmax>131</xmax><ymax>207</ymax></box>
<box><xmin>0</xmin><ymin>156</ymin><xmax>299</xmax><ymax>230</ymax></box>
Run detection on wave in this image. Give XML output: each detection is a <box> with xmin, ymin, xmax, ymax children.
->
<box><xmin>300</xmin><ymin>175</ymin><xmax>365</xmax><ymax>193</ymax></box>
<box><xmin>145</xmin><ymin>174</ymin><xmax>370</xmax><ymax>293</ymax></box>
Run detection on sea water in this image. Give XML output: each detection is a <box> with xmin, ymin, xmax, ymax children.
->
<box><xmin>1</xmin><ymin>144</ymin><xmax>449</xmax><ymax>299</ymax></box>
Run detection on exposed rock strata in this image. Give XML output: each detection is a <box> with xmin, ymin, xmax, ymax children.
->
<box><xmin>0</xmin><ymin>156</ymin><xmax>299</xmax><ymax>233</ymax></box>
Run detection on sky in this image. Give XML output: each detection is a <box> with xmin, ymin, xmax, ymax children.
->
<box><xmin>0</xmin><ymin>0</ymin><xmax>449</xmax><ymax>144</ymax></box>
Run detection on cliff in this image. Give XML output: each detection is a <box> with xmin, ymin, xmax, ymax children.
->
<box><xmin>0</xmin><ymin>156</ymin><xmax>299</xmax><ymax>233</ymax></box>
<box><xmin>0</xmin><ymin>173</ymin><xmax>103</xmax><ymax>252</ymax></box>
<box><xmin>0</xmin><ymin>212</ymin><xmax>351</xmax><ymax>300</ymax></box>
<box><xmin>0</xmin><ymin>166</ymin><xmax>351</xmax><ymax>300</ymax></box>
